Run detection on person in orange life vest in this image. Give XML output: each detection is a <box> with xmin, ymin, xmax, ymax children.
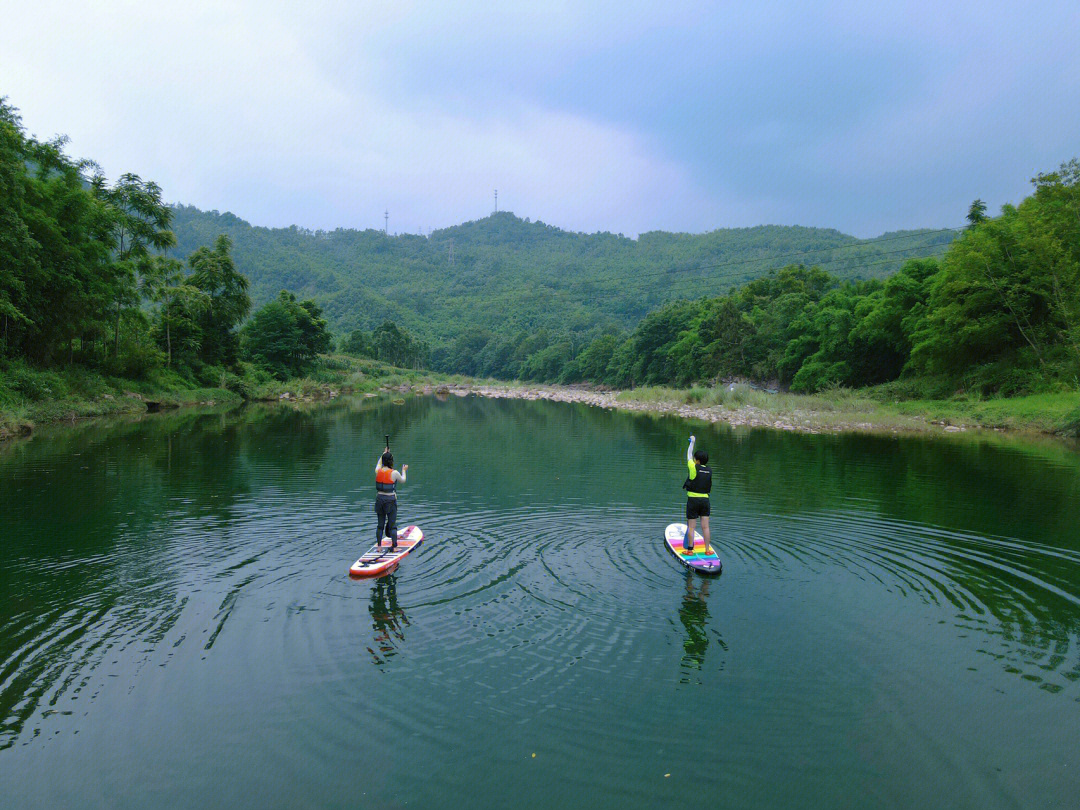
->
<box><xmin>683</xmin><ymin>435</ymin><xmax>713</xmax><ymax>554</ymax></box>
<box><xmin>375</xmin><ymin>446</ymin><xmax>408</xmax><ymax>549</ymax></box>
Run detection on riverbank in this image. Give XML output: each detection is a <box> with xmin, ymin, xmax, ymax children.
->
<box><xmin>0</xmin><ymin>379</ymin><xmax>240</xmax><ymax>440</ymax></box>
<box><xmin>0</xmin><ymin>356</ymin><xmax>459</xmax><ymax>440</ymax></box>
<box><xmin>450</xmin><ymin>382</ymin><xmax>1080</xmax><ymax>439</ymax></box>
<box><xmin>6</xmin><ymin>361</ymin><xmax>1078</xmax><ymax>442</ymax></box>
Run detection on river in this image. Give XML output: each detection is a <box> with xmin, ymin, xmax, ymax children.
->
<box><xmin>2</xmin><ymin>395</ymin><xmax>1079</xmax><ymax>808</ymax></box>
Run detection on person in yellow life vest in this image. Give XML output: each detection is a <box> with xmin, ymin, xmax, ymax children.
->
<box><xmin>375</xmin><ymin>446</ymin><xmax>408</xmax><ymax>549</ymax></box>
<box><xmin>683</xmin><ymin>435</ymin><xmax>713</xmax><ymax>553</ymax></box>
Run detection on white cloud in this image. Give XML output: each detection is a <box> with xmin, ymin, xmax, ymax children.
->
<box><xmin>2</xmin><ymin>1</ymin><xmax>1077</xmax><ymax>237</ymax></box>
<box><xmin>0</xmin><ymin>0</ymin><xmax>721</xmax><ymax>234</ymax></box>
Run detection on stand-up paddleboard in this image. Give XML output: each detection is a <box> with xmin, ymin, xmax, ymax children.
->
<box><xmin>349</xmin><ymin>525</ymin><xmax>424</xmax><ymax>578</ymax></box>
<box><xmin>664</xmin><ymin>523</ymin><xmax>722</xmax><ymax>575</ymax></box>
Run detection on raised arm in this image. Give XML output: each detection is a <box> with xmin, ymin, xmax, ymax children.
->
<box><xmin>687</xmin><ymin>435</ymin><xmax>697</xmax><ymax>479</ymax></box>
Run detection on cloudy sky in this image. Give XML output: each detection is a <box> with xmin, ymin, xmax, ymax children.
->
<box><xmin>2</xmin><ymin>1</ymin><xmax>1077</xmax><ymax>237</ymax></box>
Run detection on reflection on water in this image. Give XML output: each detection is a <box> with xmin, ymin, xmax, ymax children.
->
<box><xmin>367</xmin><ymin>575</ymin><xmax>410</xmax><ymax>666</ymax></box>
<box><xmin>678</xmin><ymin>571</ymin><xmax>714</xmax><ymax>682</ymax></box>
<box><xmin>1</xmin><ymin>395</ymin><xmax>1080</xmax><ymax>809</ymax></box>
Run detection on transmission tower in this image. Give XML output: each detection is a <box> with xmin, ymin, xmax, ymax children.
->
<box><xmin>494</xmin><ymin>189</ymin><xmax>498</xmax><ymax>213</ymax></box>
<box><xmin>384</xmin><ymin>209</ymin><xmax>388</xmax><ymax>234</ymax></box>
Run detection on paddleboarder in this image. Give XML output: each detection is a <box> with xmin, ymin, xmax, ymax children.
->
<box><xmin>683</xmin><ymin>434</ymin><xmax>713</xmax><ymax>554</ymax></box>
<box><xmin>375</xmin><ymin>443</ymin><xmax>408</xmax><ymax>550</ymax></box>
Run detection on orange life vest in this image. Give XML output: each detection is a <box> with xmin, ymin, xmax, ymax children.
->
<box><xmin>376</xmin><ymin>467</ymin><xmax>396</xmax><ymax>494</ymax></box>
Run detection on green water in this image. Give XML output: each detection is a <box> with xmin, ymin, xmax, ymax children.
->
<box><xmin>2</xmin><ymin>396</ymin><xmax>1080</xmax><ymax>809</ymax></box>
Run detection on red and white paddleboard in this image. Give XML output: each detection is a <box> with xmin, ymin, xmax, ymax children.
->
<box><xmin>349</xmin><ymin>525</ymin><xmax>425</xmax><ymax>578</ymax></box>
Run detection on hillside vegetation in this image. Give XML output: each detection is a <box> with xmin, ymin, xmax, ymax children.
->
<box><xmin>170</xmin><ymin>206</ymin><xmax>957</xmax><ymax>351</ymax></box>
<box><xmin>0</xmin><ymin>96</ymin><xmax>334</xmax><ymax>428</ymax></box>
<box><xmin>4</xmin><ymin>91</ymin><xmax>1077</xmax><ymax>439</ymax></box>
<box><xmin>572</xmin><ymin>166</ymin><xmax>1080</xmax><ymax>398</ymax></box>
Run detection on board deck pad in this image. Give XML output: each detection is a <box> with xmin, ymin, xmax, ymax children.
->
<box><xmin>664</xmin><ymin>523</ymin><xmax>722</xmax><ymax>574</ymax></box>
<box><xmin>349</xmin><ymin>525</ymin><xmax>424</xmax><ymax>578</ymax></box>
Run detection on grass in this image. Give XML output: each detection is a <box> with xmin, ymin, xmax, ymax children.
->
<box><xmin>0</xmin><ymin>354</ymin><xmax>461</xmax><ymax>439</ymax></box>
<box><xmin>881</xmin><ymin>392</ymin><xmax>1080</xmax><ymax>436</ymax></box>
<box><xmin>614</xmin><ymin>382</ymin><xmax>1080</xmax><ymax>437</ymax></box>
<box><xmin>618</xmin><ymin>384</ymin><xmax>874</xmax><ymax>413</ymax></box>
<box><xmin>242</xmin><ymin>355</ymin><xmax>460</xmax><ymax>401</ymax></box>
<box><xmin>0</xmin><ymin>361</ymin><xmax>243</xmax><ymax>439</ymax></box>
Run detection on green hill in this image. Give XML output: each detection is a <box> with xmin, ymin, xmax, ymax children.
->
<box><xmin>171</xmin><ymin>206</ymin><xmax>957</xmax><ymax>345</ymax></box>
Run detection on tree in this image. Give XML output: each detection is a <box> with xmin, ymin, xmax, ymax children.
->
<box><xmin>189</xmin><ymin>234</ymin><xmax>250</xmax><ymax>366</ymax></box>
<box><xmin>241</xmin><ymin>291</ymin><xmax>332</xmax><ymax>379</ymax></box>
<box><xmin>967</xmin><ymin>199</ymin><xmax>988</xmax><ymax>226</ymax></box>
<box><xmin>0</xmin><ymin>99</ymin><xmax>35</xmax><ymax>355</ymax></box>
<box><xmin>144</xmin><ymin>255</ymin><xmax>209</xmax><ymax>367</ymax></box>
<box><xmin>576</xmin><ymin>333</ymin><xmax>621</xmax><ymax>383</ymax></box>
<box><xmin>369</xmin><ymin>321</ymin><xmax>428</xmax><ymax>369</ymax></box>
<box><xmin>907</xmin><ymin>188</ymin><xmax>1076</xmax><ymax>392</ymax></box>
<box><xmin>342</xmin><ymin>329</ymin><xmax>371</xmax><ymax>357</ymax></box>
<box><xmin>96</xmin><ymin>173</ymin><xmax>176</xmax><ymax>356</ymax></box>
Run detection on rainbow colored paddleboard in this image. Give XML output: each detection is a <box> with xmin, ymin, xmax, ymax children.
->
<box><xmin>664</xmin><ymin>523</ymin><xmax>722</xmax><ymax>575</ymax></box>
<box><xmin>349</xmin><ymin>525</ymin><xmax>424</xmax><ymax>578</ymax></box>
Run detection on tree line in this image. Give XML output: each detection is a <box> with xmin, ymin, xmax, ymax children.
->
<box><xmin>432</xmin><ymin>161</ymin><xmax>1080</xmax><ymax>396</ymax></box>
<box><xmin>5</xmin><ymin>92</ymin><xmax>1077</xmax><ymax>399</ymax></box>
<box><xmin>0</xmin><ymin>98</ymin><xmax>331</xmax><ymax>385</ymax></box>
<box><xmin>171</xmin><ymin>200</ymin><xmax>957</xmax><ymax>351</ymax></box>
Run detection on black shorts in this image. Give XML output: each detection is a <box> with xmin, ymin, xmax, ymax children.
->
<box><xmin>686</xmin><ymin>497</ymin><xmax>711</xmax><ymax>519</ymax></box>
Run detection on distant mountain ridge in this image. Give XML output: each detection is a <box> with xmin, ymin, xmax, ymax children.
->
<box><xmin>170</xmin><ymin>206</ymin><xmax>957</xmax><ymax>342</ymax></box>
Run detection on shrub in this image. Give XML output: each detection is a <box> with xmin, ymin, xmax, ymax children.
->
<box><xmin>196</xmin><ymin>364</ymin><xmax>229</xmax><ymax>389</ymax></box>
<box><xmin>111</xmin><ymin>344</ymin><xmax>166</xmax><ymax>381</ymax></box>
<box><xmin>6</xmin><ymin>363</ymin><xmax>70</xmax><ymax>400</ymax></box>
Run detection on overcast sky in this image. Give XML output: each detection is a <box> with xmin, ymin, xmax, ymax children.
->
<box><xmin>2</xmin><ymin>1</ymin><xmax>1078</xmax><ymax>237</ymax></box>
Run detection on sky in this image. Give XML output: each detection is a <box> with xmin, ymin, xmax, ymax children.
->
<box><xmin>2</xmin><ymin>1</ymin><xmax>1078</xmax><ymax>238</ymax></box>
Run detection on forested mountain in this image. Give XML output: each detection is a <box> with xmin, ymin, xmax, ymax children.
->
<box><xmin>170</xmin><ymin>206</ymin><xmax>958</xmax><ymax>347</ymax></box>
<box><xmin>557</xmin><ymin>163</ymin><xmax>1080</xmax><ymax>396</ymax></box>
<box><xmin>5</xmin><ymin>90</ymin><xmax>1075</xmax><ymax>403</ymax></box>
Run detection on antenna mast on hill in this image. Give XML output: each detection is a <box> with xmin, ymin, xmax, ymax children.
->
<box><xmin>384</xmin><ymin>209</ymin><xmax>389</xmax><ymax>234</ymax></box>
<box><xmin>494</xmin><ymin>189</ymin><xmax>498</xmax><ymax>214</ymax></box>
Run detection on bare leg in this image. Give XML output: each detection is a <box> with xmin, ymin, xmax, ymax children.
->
<box><xmin>701</xmin><ymin>515</ymin><xmax>712</xmax><ymax>554</ymax></box>
<box><xmin>684</xmin><ymin>518</ymin><xmax>697</xmax><ymax>551</ymax></box>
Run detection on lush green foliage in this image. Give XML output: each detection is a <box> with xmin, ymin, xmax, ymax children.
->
<box><xmin>555</xmin><ymin>162</ymin><xmax>1080</xmax><ymax>395</ymax></box>
<box><xmin>5</xmin><ymin>93</ymin><xmax>1077</xmax><ymax>406</ymax></box>
<box><xmin>170</xmin><ymin>205</ymin><xmax>957</xmax><ymax>352</ymax></box>
<box><xmin>1</xmin><ymin>98</ymin><xmax>286</xmax><ymax>387</ymax></box>
<box><xmin>241</xmin><ymin>291</ymin><xmax>332</xmax><ymax>379</ymax></box>
<box><xmin>341</xmin><ymin>322</ymin><xmax>429</xmax><ymax>369</ymax></box>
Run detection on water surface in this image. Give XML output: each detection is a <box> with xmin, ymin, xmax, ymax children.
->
<box><xmin>2</xmin><ymin>396</ymin><xmax>1079</xmax><ymax>808</ymax></box>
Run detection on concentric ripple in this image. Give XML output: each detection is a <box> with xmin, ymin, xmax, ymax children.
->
<box><xmin>2</xmin><ymin>396</ymin><xmax>1079</xmax><ymax>809</ymax></box>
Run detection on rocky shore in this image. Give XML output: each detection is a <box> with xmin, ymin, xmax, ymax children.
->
<box><xmin>404</xmin><ymin>382</ymin><xmax>910</xmax><ymax>434</ymax></box>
